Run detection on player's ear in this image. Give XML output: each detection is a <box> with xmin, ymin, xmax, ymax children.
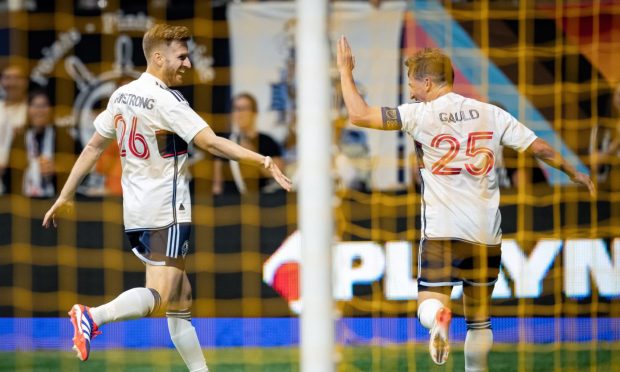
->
<box><xmin>152</xmin><ymin>50</ymin><xmax>164</xmax><ymax>67</ymax></box>
<box><xmin>424</xmin><ymin>77</ymin><xmax>432</xmax><ymax>91</ymax></box>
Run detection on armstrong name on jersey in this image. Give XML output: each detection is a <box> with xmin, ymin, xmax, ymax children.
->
<box><xmin>113</xmin><ymin>92</ymin><xmax>155</xmax><ymax>110</ymax></box>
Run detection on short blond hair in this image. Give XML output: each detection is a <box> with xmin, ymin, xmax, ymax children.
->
<box><xmin>142</xmin><ymin>24</ymin><xmax>191</xmax><ymax>60</ymax></box>
<box><xmin>405</xmin><ymin>48</ymin><xmax>454</xmax><ymax>86</ymax></box>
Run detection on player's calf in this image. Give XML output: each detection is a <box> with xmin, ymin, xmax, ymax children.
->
<box><xmin>89</xmin><ymin>287</ymin><xmax>161</xmax><ymax>325</ymax></box>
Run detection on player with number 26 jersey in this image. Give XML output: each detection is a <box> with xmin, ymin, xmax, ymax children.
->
<box><xmin>44</xmin><ymin>25</ymin><xmax>291</xmax><ymax>368</ymax></box>
<box><xmin>93</xmin><ymin>72</ymin><xmax>205</xmax><ymax>231</ymax></box>
<box><xmin>398</xmin><ymin>92</ymin><xmax>537</xmax><ymax>245</ymax></box>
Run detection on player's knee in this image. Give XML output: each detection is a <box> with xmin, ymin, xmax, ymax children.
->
<box><xmin>161</xmin><ymin>292</ymin><xmax>192</xmax><ymax>312</ymax></box>
<box><xmin>182</xmin><ymin>296</ymin><xmax>193</xmax><ymax>310</ymax></box>
<box><xmin>150</xmin><ymin>287</ymin><xmax>176</xmax><ymax>312</ymax></box>
<box><xmin>173</xmin><ymin>296</ymin><xmax>192</xmax><ymax>311</ymax></box>
<box><xmin>174</xmin><ymin>280</ymin><xmax>193</xmax><ymax>309</ymax></box>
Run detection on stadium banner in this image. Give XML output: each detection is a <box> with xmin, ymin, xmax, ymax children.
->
<box><xmin>228</xmin><ymin>2</ymin><xmax>408</xmax><ymax>190</ymax></box>
<box><xmin>264</xmin><ymin>231</ymin><xmax>620</xmax><ymax>315</ymax></box>
<box><xmin>1</xmin><ymin>194</ymin><xmax>617</xmax><ymax>319</ymax></box>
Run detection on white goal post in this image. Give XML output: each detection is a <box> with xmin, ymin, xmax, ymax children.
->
<box><xmin>296</xmin><ymin>0</ymin><xmax>335</xmax><ymax>371</ymax></box>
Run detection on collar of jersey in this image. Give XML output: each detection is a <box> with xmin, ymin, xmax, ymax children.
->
<box><xmin>141</xmin><ymin>72</ymin><xmax>168</xmax><ymax>89</ymax></box>
<box><xmin>428</xmin><ymin>91</ymin><xmax>457</xmax><ymax>105</ymax></box>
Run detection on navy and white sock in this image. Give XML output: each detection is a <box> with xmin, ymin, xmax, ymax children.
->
<box><xmin>167</xmin><ymin>310</ymin><xmax>208</xmax><ymax>372</ymax></box>
<box><xmin>465</xmin><ymin>319</ymin><xmax>493</xmax><ymax>372</ymax></box>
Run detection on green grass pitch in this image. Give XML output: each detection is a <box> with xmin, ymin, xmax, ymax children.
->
<box><xmin>1</xmin><ymin>344</ymin><xmax>617</xmax><ymax>371</ymax></box>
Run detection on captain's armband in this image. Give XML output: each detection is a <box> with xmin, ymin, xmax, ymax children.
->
<box><xmin>381</xmin><ymin>107</ymin><xmax>402</xmax><ymax>130</ymax></box>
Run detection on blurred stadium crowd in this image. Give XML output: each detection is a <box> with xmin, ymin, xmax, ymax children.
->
<box><xmin>2</xmin><ymin>0</ymin><xmax>620</xmax><ymax>201</ymax></box>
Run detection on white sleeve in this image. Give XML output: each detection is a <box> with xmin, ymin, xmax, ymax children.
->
<box><xmin>160</xmin><ymin>102</ymin><xmax>208</xmax><ymax>144</ymax></box>
<box><xmin>497</xmin><ymin>108</ymin><xmax>537</xmax><ymax>152</ymax></box>
<box><xmin>93</xmin><ymin>109</ymin><xmax>116</xmax><ymax>139</ymax></box>
<box><xmin>397</xmin><ymin>102</ymin><xmax>421</xmax><ymax>135</ymax></box>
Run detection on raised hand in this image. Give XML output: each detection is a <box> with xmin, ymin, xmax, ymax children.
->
<box><xmin>336</xmin><ymin>36</ymin><xmax>355</xmax><ymax>74</ymax></box>
<box><xmin>264</xmin><ymin>156</ymin><xmax>293</xmax><ymax>192</ymax></box>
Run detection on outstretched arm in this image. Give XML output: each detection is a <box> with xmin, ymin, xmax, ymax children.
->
<box><xmin>193</xmin><ymin>127</ymin><xmax>292</xmax><ymax>192</ymax></box>
<box><xmin>337</xmin><ymin>36</ymin><xmax>401</xmax><ymax>131</ymax></box>
<box><xmin>43</xmin><ymin>132</ymin><xmax>112</xmax><ymax>227</ymax></box>
<box><xmin>526</xmin><ymin>138</ymin><xmax>595</xmax><ymax>195</ymax></box>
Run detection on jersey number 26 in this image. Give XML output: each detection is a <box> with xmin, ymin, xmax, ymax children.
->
<box><xmin>114</xmin><ymin>114</ymin><xmax>150</xmax><ymax>159</ymax></box>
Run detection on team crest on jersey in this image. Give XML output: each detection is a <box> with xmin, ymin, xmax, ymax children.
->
<box><xmin>181</xmin><ymin>240</ymin><xmax>189</xmax><ymax>258</ymax></box>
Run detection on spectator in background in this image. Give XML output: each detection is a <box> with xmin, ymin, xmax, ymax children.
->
<box><xmin>334</xmin><ymin>128</ymin><xmax>371</xmax><ymax>191</ymax></box>
<box><xmin>213</xmin><ymin>92</ymin><xmax>284</xmax><ymax>194</ymax></box>
<box><xmin>0</xmin><ymin>65</ymin><xmax>28</xmax><ymax>194</ymax></box>
<box><xmin>12</xmin><ymin>90</ymin><xmax>76</xmax><ymax>197</ymax></box>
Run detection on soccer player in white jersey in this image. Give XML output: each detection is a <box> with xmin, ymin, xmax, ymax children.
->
<box><xmin>42</xmin><ymin>24</ymin><xmax>291</xmax><ymax>370</ymax></box>
<box><xmin>337</xmin><ymin>36</ymin><xmax>594</xmax><ymax>371</ymax></box>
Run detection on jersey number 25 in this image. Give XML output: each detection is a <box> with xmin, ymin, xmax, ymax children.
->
<box><xmin>431</xmin><ymin>131</ymin><xmax>494</xmax><ymax>176</ymax></box>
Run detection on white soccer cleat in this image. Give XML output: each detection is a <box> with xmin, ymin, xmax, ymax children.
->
<box><xmin>68</xmin><ymin>304</ymin><xmax>101</xmax><ymax>361</ymax></box>
<box><xmin>429</xmin><ymin>306</ymin><xmax>452</xmax><ymax>365</ymax></box>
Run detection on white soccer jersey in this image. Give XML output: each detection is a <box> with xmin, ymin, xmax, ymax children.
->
<box><xmin>93</xmin><ymin>72</ymin><xmax>207</xmax><ymax>230</ymax></box>
<box><xmin>398</xmin><ymin>92</ymin><xmax>537</xmax><ymax>245</ymax></box>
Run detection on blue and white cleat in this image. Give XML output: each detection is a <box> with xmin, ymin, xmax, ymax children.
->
<box><xmin>68</xmin><ymin>304</ymin><xmax>101</xmax><ymax>361</ymax></box>
<box><xmin>429</xmin><ymin>306</ymin><xmax>452</xmax><ymax>365</ymax></box>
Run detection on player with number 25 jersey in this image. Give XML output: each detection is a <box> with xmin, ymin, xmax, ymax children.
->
<box><xmin>337</xmin><ymin>37</ymin><xmax>593</xmax><ymax>371</ymax></box>
<box><xmin>398</xmin><ymin>92</ymin><xmax>537</xmax><ymax>245</ymax></box>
